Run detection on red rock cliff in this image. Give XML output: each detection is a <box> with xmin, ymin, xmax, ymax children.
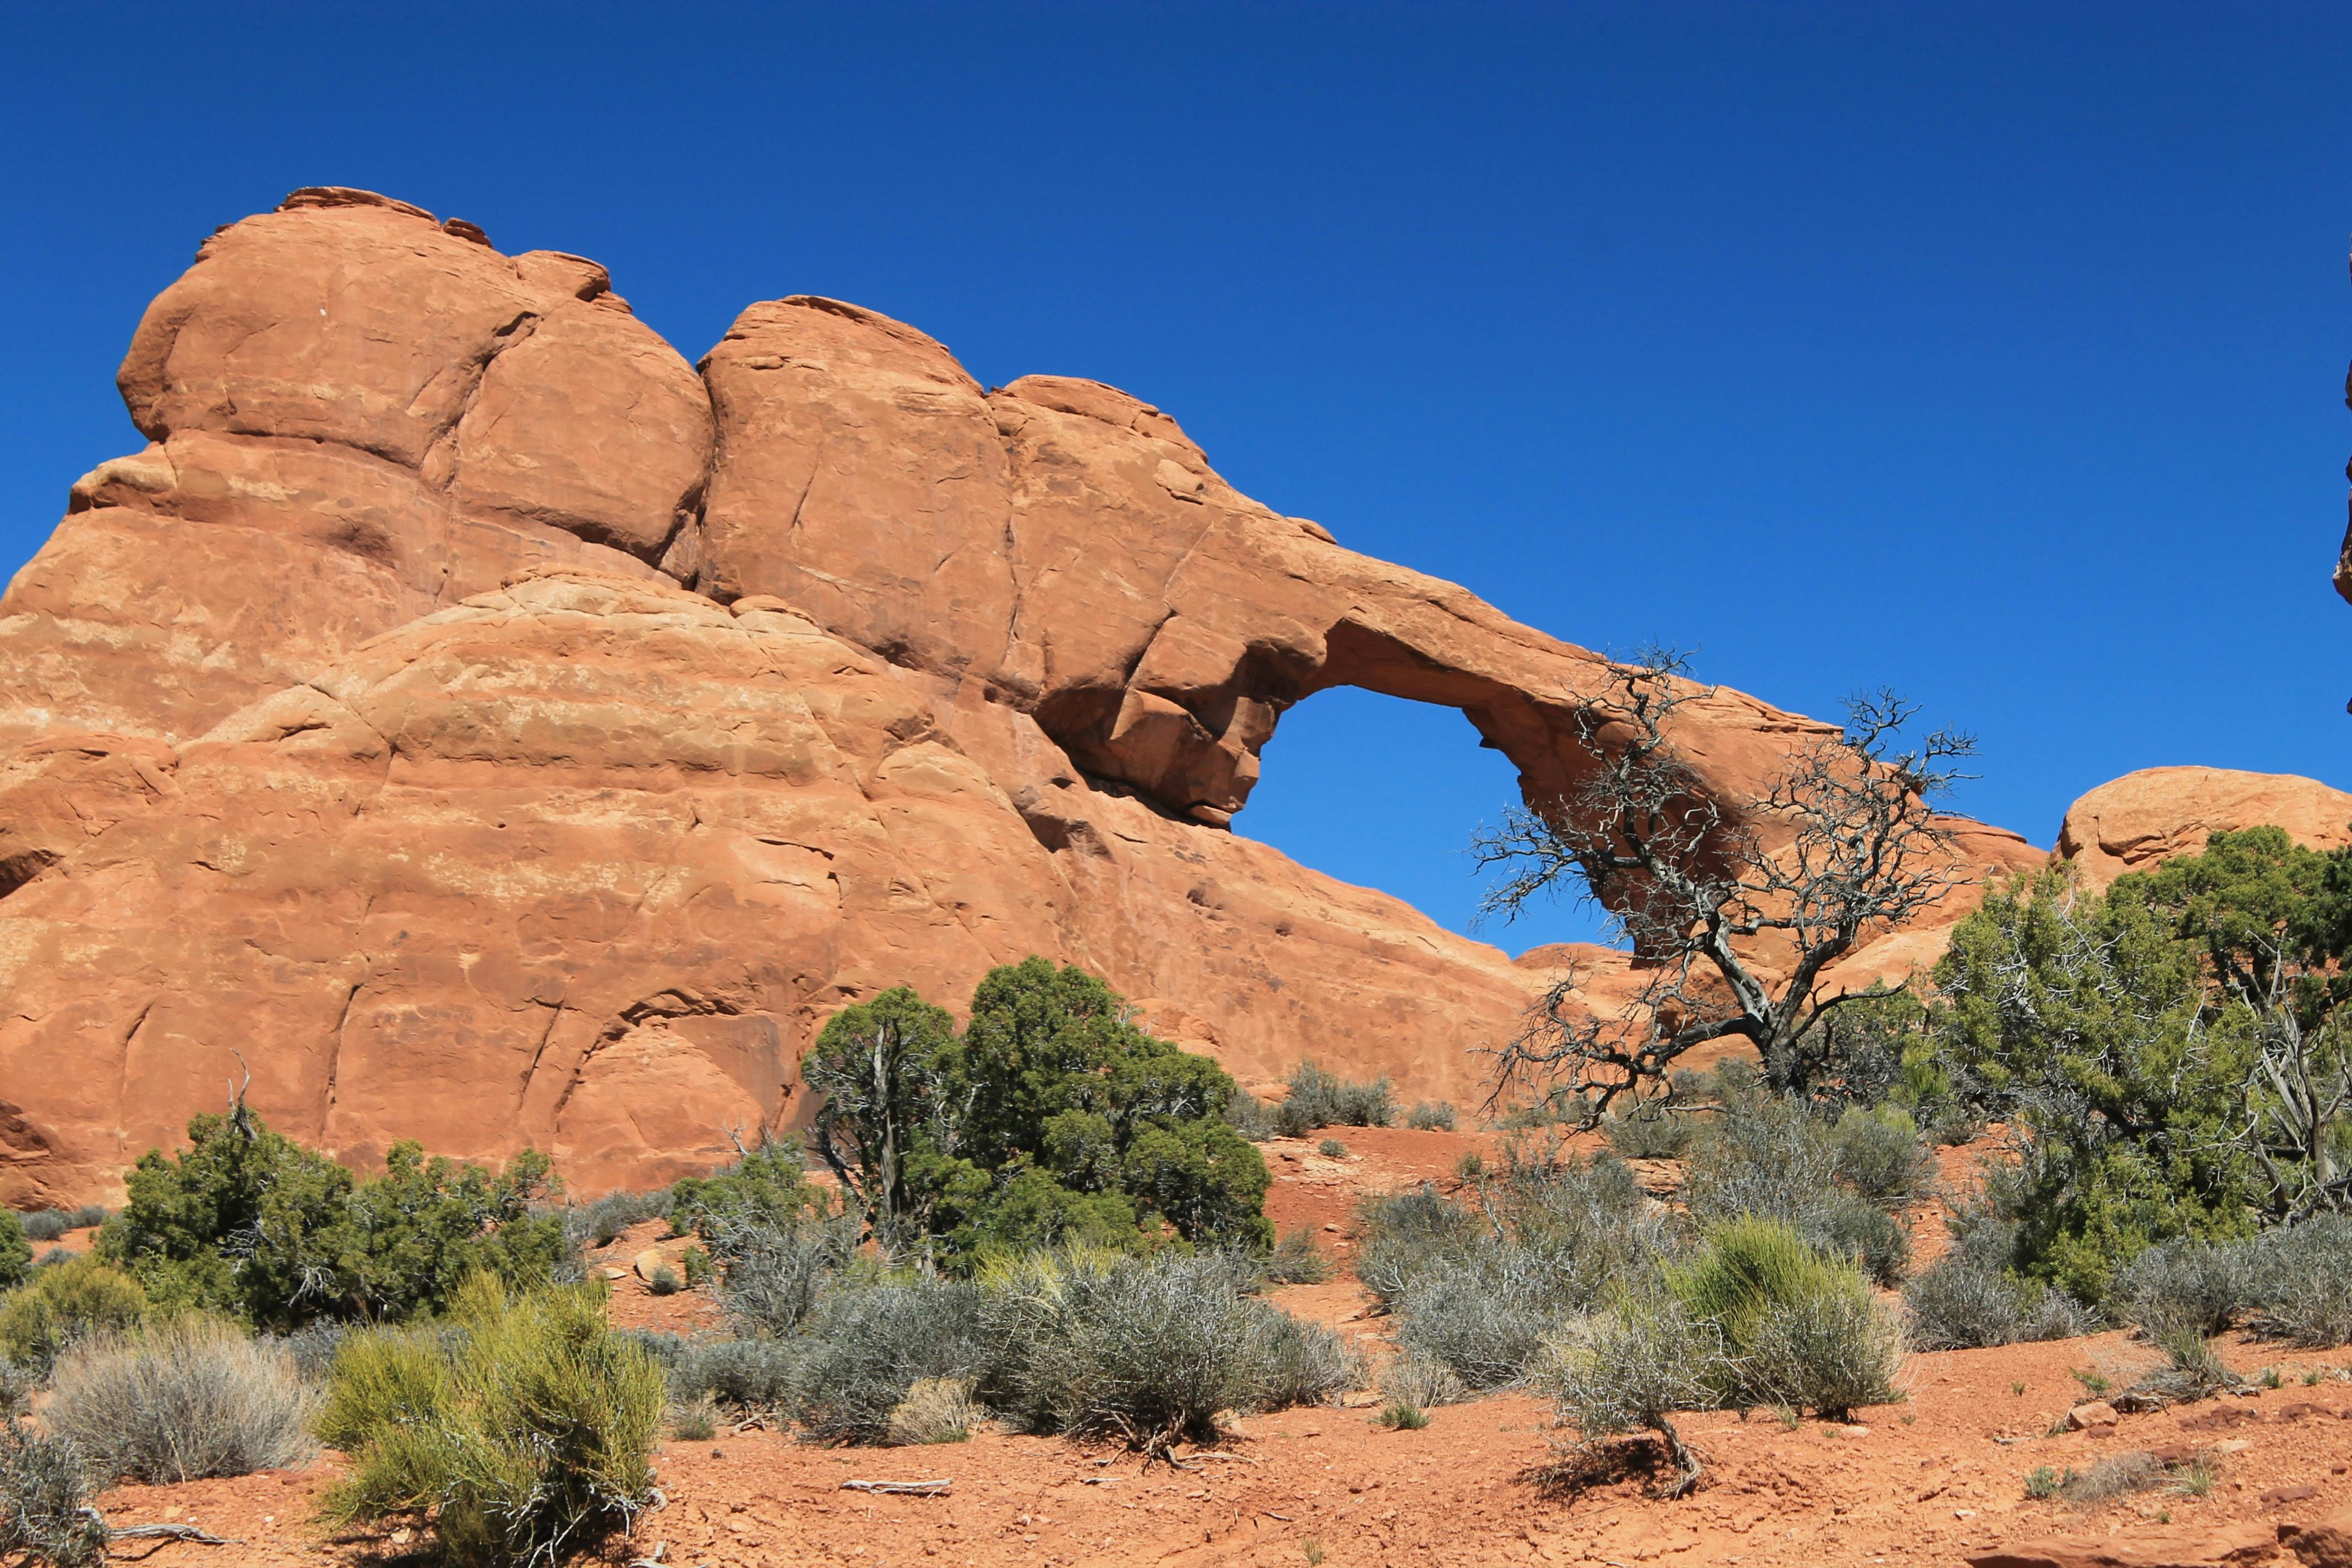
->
<box><xmin>0</xmin><ymin>191</ymin><xmax>2042</xmax><ymax>1203</ymax></box>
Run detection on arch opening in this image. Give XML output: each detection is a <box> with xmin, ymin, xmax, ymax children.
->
<box><xmin>1234</xmin><ymin>683</ymin><xmax>1621</xmax><ymax>952</ymax></box>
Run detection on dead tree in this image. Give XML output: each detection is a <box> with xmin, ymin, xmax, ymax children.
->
<box><xmin>1474</xmin><ymin>648</ymin><xmax>1977</xmax><ymax>1120</ymax></box>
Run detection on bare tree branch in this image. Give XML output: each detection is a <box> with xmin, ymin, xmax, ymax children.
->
<box><xmin>1476</xmin><ymin>649</ymin><xmax>1978</xmax><ymax>1121</ymax></box>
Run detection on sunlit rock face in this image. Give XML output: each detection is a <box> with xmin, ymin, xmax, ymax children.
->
<box><xmin>0</xmin><ymin>190</ymin><xmax>2041</xmax><ymax>1203</ymax></box>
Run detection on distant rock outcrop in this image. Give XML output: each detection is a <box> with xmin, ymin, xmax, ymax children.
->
<box><xmin>0</xmin><ymin>190</ymin><xmax>2049</xmax><ymax>1202</ymax></box>
<box><xmin>2057</xmin><ymin>766</ymin><xmax>2352</xmax><ymax>889</ymax></box>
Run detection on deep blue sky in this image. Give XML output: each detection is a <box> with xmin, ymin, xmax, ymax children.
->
<box><xmin>3</xmin><ymin>3</ymin><xmax>2348</xmax><ymax>952</ymax></box>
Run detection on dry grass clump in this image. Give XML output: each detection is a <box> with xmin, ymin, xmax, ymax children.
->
<box><xmin>1379</xmin><ymin>1354</ymin><xmax>1467</xmax><ymax>1410</ymax></box>
<box><xmin>47</xmin><ymin>1317</ymin><xmax>315</xmax><ymax>1483</ymax></box>
<box><xmin>887</xmin><ymin>1377</ymin><xmax>984</xmax><ymax>1445</ymax></box>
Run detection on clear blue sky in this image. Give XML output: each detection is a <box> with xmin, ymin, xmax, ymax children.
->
<box><xmin>3</xmin><ymin>3</ymin><xmax>2348</xmax><ymax>952</ymax></box>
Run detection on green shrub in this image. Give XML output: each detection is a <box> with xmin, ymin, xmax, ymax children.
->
<box><xmin>1406</xmin><ymin>1102</ymin><xmax>1458</xmax><ymax>1133</ymax></box>
<box><xmin>646</xmin><ymin>1266</ymin><xmax>682</xmax><ymax>1296</ymax></box>
<box><xmin>667</xmin><ymin>1144</ymin><xmax>827</xmax><ymax>1240</ymax></box>
<box><xmin>1540</xmin><ymin>1292</ymin><xmax>1725</xmax><ymax>1496</ymax></box>
<box><xmin>1316</xmin><ymin>1138</ymin><xmax>1348</xmax><ymax>1159</ymax></box>
<box><xmin>806</xmin><ymin>962</ymin><xmax>1273</xmax><ymax>1262</ymax></box>
<box><xmin>0</xmin><ymin>1257</ymin><xmax>149</xmax><ymax>1371</ymax></box>
<box><xmin>1262</xmin><ymin>1228</ymin><xmax>1333</xmax><ymax>1286</ymax></box>
<box><xmin>0</xmin><ymin>1417</ymin><xmax>107</xmax><ymax>1568</ymax></box>
<box><xmin>100</xmin><ymin>1110</ymin><xmax>564</xmax><ymax>1329</ymax></box>
<box><xmin>0</xmin><ymin>1214</ymin><xmax>28</xmax><ymax>1293</ymax></box>
<box><xmin>1667</xmin><ymin>1217</ymin><xmax>1902</xmax><ymax>1417</ymax></box>
<box><xmin>47</xmin><ymin>1317</ymin><xmax>314</xmax><ymax>1483</ymax></box>
<box><xmin>1376</xmin><ymin>1402</ymin><xmax>1429</xmax><ymax>1430</ymax></box>
<box><xmin>320</xmin><ymin>1277</ymin><xmax>662</xmax><ymax>1566</ymax></box>
<box><xmin>1928</xmin><ymin>863</ymin><xmax>2276</xmax><ymax>1299</ymax></box>
<box><xmin>1273</xmin><ymin>1061</ymin><xmax>1396</xmax><ymax>1137</ymax></box>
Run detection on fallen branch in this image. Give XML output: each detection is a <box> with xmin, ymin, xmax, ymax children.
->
<box><xmin>840</xmin><ymin>1479</ymin><xmax>952</xmax><ymax>1496</ymax></box>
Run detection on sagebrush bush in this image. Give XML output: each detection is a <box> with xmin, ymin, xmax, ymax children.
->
<box><xmin>1603</xmin><ymin>1107</ymin><xmax>1695</xmax><ymax>1160</ymax></box>
<box><xmin>1684</xmin><ymin>1094</ymin><xmax>1913</xmax><ymax>1284</ymax></box>
<box><xmin>791</xmin><ymin>1280</ymin><xmax>987</xmax><ymax>1446</ymax></box>
<box><xmin>1742</xmin><ymin>1275</ymin><xmax>1902</xmax><ymax>1420</ymax></box>
<box><xmin>1226</xmin><ymin>1091</ymin><xmax>1277</xmax><ymax>1142</ymax></box>
<box><xmin>15</xmin><ymin>1208</ymin><xmax>106</xmax><ymax>1246</ymax></box>
<box><xmin>0</xmin><ymin>1257</ymin><xmax>148</xmax><ymax>1371</ymax></box>
<box><xmin>2056</xmin><ymin>1450</ymin><xmax>2165</xmax><ymax>1506</ymax></box>
<box><xmin>320</xmin><ymin>1277</ymin><xmax>663</xmax><ymax>1567</ymax></box>
<box><xmin>1355</xmin><ymin>1185</ymin><xmax>1481</xmax><ymax>1310</ymax></box>
<box><xmin>2109</xmin><ymin>1237</ymin><xmax>2255</xmax><ymax>1338</ymax></box>
<box><xmin>1827</xmin><ymin>1106</ymin><xmax>1934</xmax><ymax>1205</ymax></box>
<box><xmin>1248</xmin><ymin>1305</ymin><xmax>1364</xmax><ymax>1411</ymax></box>
<box><xmin>1273</xmin><ymin>1061</ymin><xmax>1395</xmax><ymax>1137</ymax></box>
<box><xmin>0</xmin><ymin>1418</ymin><xmax>106</xmax><ymax>1568</ymax></box>
<box><xmin>1667</xmin><ymin>1217</ymin><xmax>1903</xmax><ymax>1416</ymax></box>
<box><xmin>711</xmin><ymin>1212</ymin><xmax>862</xmax><ymax>1336</ymax></box>
<box><xmin>984</xmin><ymin>1250</ymin><xmax>1354</xmax><ymax>1450</ymax></box>
<box><xmin>1903</xmin><ymin>1250</ymin><xmax>2096</xmax><ymax>1351</ymax></box>
<box><xmin>2242</xmin><ymin>1215</ymin><xmax>2352</xmax><ymax>1348</ymax></box>
<box><xmin>279</xmin><ymin>1321</ymin><xmax>350</xmax><ymax>1384</ymax></box>
<box><xmin>560</xmin><ymin>1189</ymin><xmax>673</xmax><ymax>1253</ymax></box>
<box><xmin>1262</xmin><ymin>1228</ymin><xmax>1332</xmax><ymax>1285</ymax></box>
<box><xmin>1393</xmin><ymin>1251</ymin><xmax>1570</xmax><ymax>1390</ymax></box>
<box><xmin>48</xmin><ymin>1317</ymin><xmax>314</xmax><ymax>1483</ymax></box>
<box><xmin>1406</xmin><ymin>1102</ymin><xmax>1458</xmax><ymax>1133</ymax></box>
<box><xmin>1540</xmin><ymin>1293</ymin><xmax>1725</xmax><ymax>1496</ymax></box>
<box><xmin>1381</xmin><ymin>1157</ymin><xmax>1665</xmax><ymax>1390</ymax></box>
<box><xmin>670</xmin><ymin>1336</ymin><xmax>799</xmax><ymax>1411</ymax></box>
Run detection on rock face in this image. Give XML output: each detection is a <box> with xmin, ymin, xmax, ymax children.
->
<box><xmin>2057</xmin><ymin>766</ymin><xmax>2352</xmax><ymax>889</ymax></box>
<box><xmin>0</xmin><ymin>190</ymin><xmax>2050</xmax><ymax>1202</ymax></box>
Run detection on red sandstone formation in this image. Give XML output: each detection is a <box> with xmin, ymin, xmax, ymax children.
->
<box><xmin>2057</xmin><ymin>766</ymin><xmax>2352</xmax><ymax>889</ymax></box>
<box><xmin>0</xmin><ymin>188</ymin><xmax>2274</xmax><ymax>1205</ymax></box>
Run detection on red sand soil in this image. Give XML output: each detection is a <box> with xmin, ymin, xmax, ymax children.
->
<box><xmin>80</xmin><ymin>1131</ymin><xmax>2352</xmax><ymax>1567</ymax></box>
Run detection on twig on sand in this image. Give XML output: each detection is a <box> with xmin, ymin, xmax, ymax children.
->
<box><xmin>840</xmin><ymin>1478</ymin><xmax>952</xmax><ymax>1496</ymax></box>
